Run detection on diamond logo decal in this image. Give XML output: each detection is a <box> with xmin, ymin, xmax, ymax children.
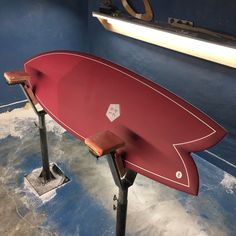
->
<box><xmin>106</xmin><ymin>104</ymin><xmax>120</xmax><ymax>122</ymax></box>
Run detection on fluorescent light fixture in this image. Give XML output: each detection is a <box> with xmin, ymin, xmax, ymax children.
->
<box><xmin>93</xmin><ymin>12</ymin><xmax>236</xmax><ymax>69</ymax></box>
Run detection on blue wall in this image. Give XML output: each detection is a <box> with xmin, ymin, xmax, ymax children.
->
<box><xmin>0</xmin><ymin>0</ymin><xmax>235</xmax><ymax>175</ymax></box>
<box><xmin>0</xmin><ymin>0</ymin><xmax>88</xmax><ymax>106</ymax></box>
<box><xmin>88</xmin><ymin>0</ymin><xmax>236</xmax><ymax>174</ymax></box>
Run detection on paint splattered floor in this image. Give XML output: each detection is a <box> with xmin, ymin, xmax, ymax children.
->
<box><xmin>0</xmin><ymin>105</ymin><xmax>236</xmax><ymax>236</ymax></box>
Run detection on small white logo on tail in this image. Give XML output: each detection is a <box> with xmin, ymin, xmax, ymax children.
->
<box><xmin>176</xmin><ymin>171</ymin><xmax>183</xmax><ymax>179</ymax></box>
<box><xmin>106</xmin><ymin>104</ymin><xmax>120</xmax><ymax>122</ymax></box>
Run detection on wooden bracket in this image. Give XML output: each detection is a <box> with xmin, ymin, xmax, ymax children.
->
<box><xmin>121</xmin><ymin>0</ymin><xmax>153</xmax><ymax>21</ymax></box>
<box><xmin>4</xmin><ymin>71</ymin><xmax>30</xmax><ymax>85</ymax></box>
<box><xmin>85</xmin><ymin>130</ymin><xmax>126</xmax><ymax>177</ymax></box>
<box><xmin>4</xmin><ymin>70</ymin><xmax>38</xmax><ymax>106</ymax></box>
<box><xmin>85</xmin><ymin>130</ymin><xmax>125</xmax><ymax>157</ymax></box>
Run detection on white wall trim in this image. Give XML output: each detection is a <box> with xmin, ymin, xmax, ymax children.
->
<box><xmin>0</xmin><ymin>99</ymin><xmax>28</xmax><ymax>109</ymax></box>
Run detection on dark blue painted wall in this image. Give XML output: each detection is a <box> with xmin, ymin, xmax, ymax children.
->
<box><xmin>88</xmin><ymin>0</ymin><xmax>236</xmax><ymax>174</ymax></box>
<box><xmin>0</xmin><ymin>0</ymin><xmax>88</xmax><ymax>106</ymax></box>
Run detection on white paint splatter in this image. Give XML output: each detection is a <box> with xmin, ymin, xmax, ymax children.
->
<box><xmin>23</xmin><ymin>172</ymin><xmax>57</xmax><ymax>205</ymax></box>
<box><xmin>67</xmin><ymin>154</ymin><xmax>229</xmax><ymax>236</ymax></box>
<box><xmin>0</xmin><ymin>106</ymin><xmax>233</xmax><ymax>236</ymax></box>
<box><xmin>220</xmin><ymin>173</ymin><xmax>236</xmax><ymax>194</ymax></box>
<box><xmin>0</xmin><ymin>103</ymin><xmax>65</xmax><ymax>140</ymax></box>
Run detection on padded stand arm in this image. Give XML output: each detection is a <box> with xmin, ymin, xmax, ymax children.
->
<box><xmin>4</xmin><ymin>70</ymin><xmax>38</xmax><ymax>108</ymax></box>
<box><xmin>4</xmin><ymin>71</ymin><xmax>30</xmax><ymax>85</ymax></box>
<box><xmin>85</xmin><ymin>130</ymin><xmax>125</xmax><ymax>157</ymax></box>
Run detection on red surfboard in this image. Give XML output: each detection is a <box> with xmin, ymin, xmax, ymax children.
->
<box><xmin>24</xmin><ymin>51</ymin><xmax>227</xmax><ymax>195</ymax></box>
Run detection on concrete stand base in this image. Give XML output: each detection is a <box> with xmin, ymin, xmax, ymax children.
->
<box><xmin>24</xmin><ymin>163</ymin><xmax>70</xmax><ymax>196</ymax></box>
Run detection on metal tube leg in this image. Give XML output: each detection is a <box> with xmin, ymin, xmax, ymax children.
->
<box><xmin>106</xmin><ymin>153</ymin><xmax>137</xmax><ymax>236</ymax></box>
<box><xmin>116</xmin><ymin>187</ymin><xmax>128</xmax><ymax>236</ymax></box>
<box><xmin>38</xmin><ymin>111</ymin><xmax>53</xmax><ymax>182</ymax></box>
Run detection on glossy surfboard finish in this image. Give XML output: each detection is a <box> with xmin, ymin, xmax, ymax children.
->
<box><xmin>24</xmin><ymin>51</ymin><xmax>227</xmax><ymax>195</ymax></box>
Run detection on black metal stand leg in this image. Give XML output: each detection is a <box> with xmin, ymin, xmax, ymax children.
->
<box><xmin>116</xmin><ymin>187</ymin><xmax>128</xmax><ymax>236</ymax></box>
<box><xmin>38</xmin><ymin>111</ymin><xmax>54</xmax><ymax>183</ymax></box>
<box><xmin>18</xmin><ymin>83</ymin><xmax>69</xmax><ymax>195</ymax></box>
<box><xmin>107</xmin><ymin>153</ymin><xmax>137</xmax><ymax>236</ymax></box>
<box><xmin>20</xmin><ymin>84</ymin><xmax>54</xmax><ymax>183</ymax></box>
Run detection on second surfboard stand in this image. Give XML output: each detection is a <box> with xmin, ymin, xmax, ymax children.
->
<box><xmin>85</xmin><ymin>130</ymin><xmax>137</xmax><ymax>236</ymax></box>
<box><xmin>4</xmin><ymin>72</ymin><xmax>70</xmax><ymax>196</ymax></box>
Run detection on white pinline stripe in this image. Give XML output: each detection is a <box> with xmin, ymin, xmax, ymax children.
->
<box><xmin>204</xmin><ymin>150</ymin><xmax>236</xmax><ymax>169</ymax></box>
<box><xmin>0</xmin><ymin>99</ymin><xmax>28</xmax><ymax>109</ymax></box>
<box><xmin>125</xmin><ymin>160</ymin><xmax>189</xmax><ymax>188</ymax></box>
<box><xmin>35</xmin><ymin>95</ymin><xmax>86</xmax><ymax>140</ymax></box>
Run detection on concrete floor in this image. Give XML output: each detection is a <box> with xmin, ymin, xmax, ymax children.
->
<box><xmin>0</xmin><ymin>105</ymin><xmax>236</xmax><ymax>236</ymax></box>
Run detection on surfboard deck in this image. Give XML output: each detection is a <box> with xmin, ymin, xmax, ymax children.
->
<box><xmin>24</xmin><ymin>51</ymin><xmax>227</xmax><ymax>195</ymax></box>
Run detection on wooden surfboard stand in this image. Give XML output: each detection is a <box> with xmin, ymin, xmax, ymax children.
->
<box><xmin>4</xmin><ymin>72</ymin><xmax>70</xmax><ymax>196</ymax></box>
<box><xmin>85</xmin><ymin>130</ymin><xmax>137</xmax><ymax>236</ymax></box>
